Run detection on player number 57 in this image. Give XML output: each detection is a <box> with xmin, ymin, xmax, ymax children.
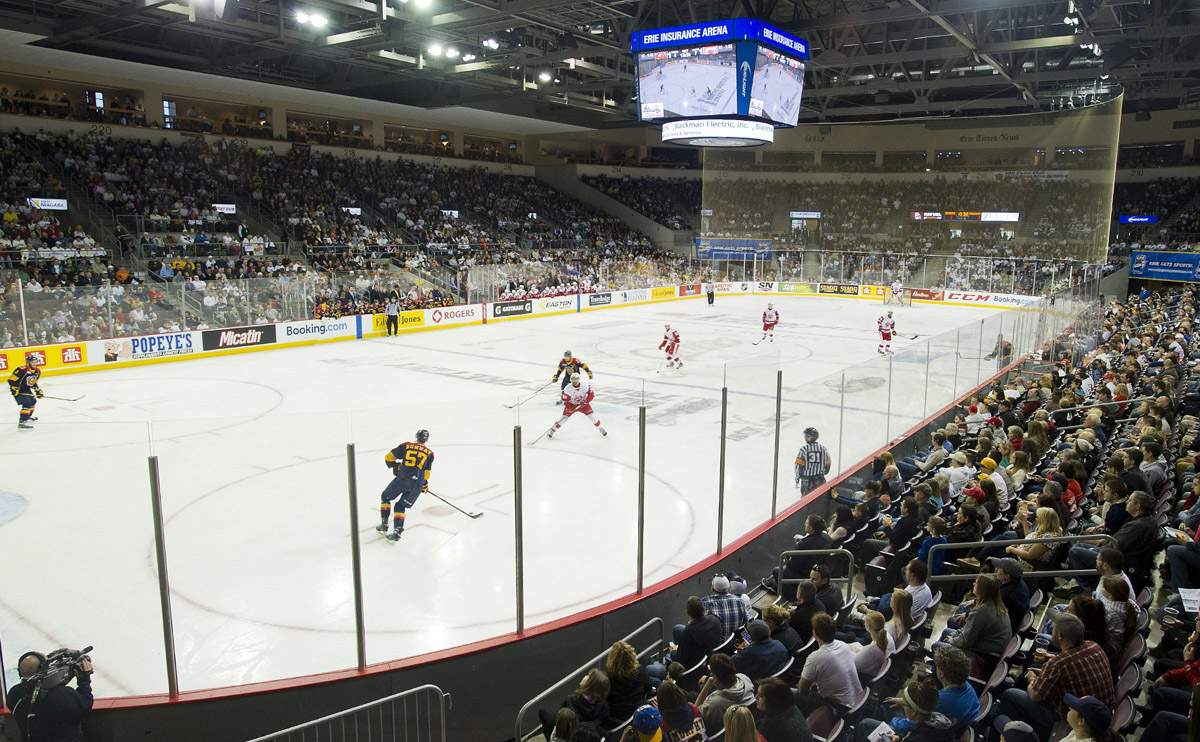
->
<box><xmin>404</xmin><ymin>449</ymin><xmax>429</xmax><ymax>468</ymax></box>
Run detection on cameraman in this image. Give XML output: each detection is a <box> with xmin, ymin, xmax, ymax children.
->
<box><xmin>5</xmin><ymin>652</ymin><xmax>93</xmax><ymax>742</ymax></box>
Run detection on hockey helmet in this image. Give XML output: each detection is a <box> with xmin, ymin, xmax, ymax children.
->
<box><xmin>767</xmin><ymin>303</ymin><xmax>774</xmax><ymax>309</ymax></box>
<box><xmin>570</xmin><ymin>372</ymin><xmax>582</xmax><ymax>384</ymax></box>
<box><xmin>887</xmin><ymin>310</ymin><xmax>894</xmax><ymax>317</ymax></box>
<box><xmin>803</xmin><ymin>427</ymin><xmax>819</xmax><ymax>441</ymax></box>
<box><xmin>664</xmin><ymin>323</ymin><xmax>671</xmax><ymax>331</ymax></box>
<box><xmin>415</xmin><ymin>429</ymin><xmax>430</xmax><ymax>444</ymax></box>
<box><xmin>563</xmin><ymin>350</ymin><xmax>572</xmax><ymax>358</ymax></box>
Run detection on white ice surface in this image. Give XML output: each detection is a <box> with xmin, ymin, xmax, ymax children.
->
<box><xmin>0</xmin><ymin>295</ymin><xmax>1009</xmax><ymax>695</ymax></box>
<box><xmin>640</xmin><ymin>59</ymin><xmax>737</xmax><ymax>118</ymax></box>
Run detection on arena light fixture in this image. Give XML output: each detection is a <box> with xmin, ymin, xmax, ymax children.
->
<box><xmin>295</xmin><ymin>9</ymin><xmax>309</xmax><ymax>23</ymax></box>
<box><xmin>414</xmin><ymin>0</ymin><xmax>432</xmax><ymax>8</ymax></box>
<box><xmin>428</xmin><ymin>43</ymin><xmax>444</xmax><ymax>57</ymax></box>
<box><xmin>537</xmin><ymin>71</ymin><xmax>552</xmax><ymax>83</ymax></box>
<box><xmin>461</xmin><ymin>53</ymin><xmax>476</xmax><ymax>62</ymax></box>
<box><xmin>308</xmin><ymin>12</ymin><xmax>327</xmax><ymax>27</ymax></box>
<box><xmin>445</xmin><ymin>47</ymin><xmax>460</xmax><ymax>59</ymax></box>
<box><xmin>483</xmin><ymin>38</ymin><xmax>500</xmax><ymax>50</ymax></box>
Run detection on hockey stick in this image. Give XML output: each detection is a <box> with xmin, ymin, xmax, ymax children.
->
<box><xmin>426</xmin><ymin>488</ymin><xmax>483</xmax><ymax>519</ymax></box>
<box><xmin>528</xmin><ymin>427</ymin><xmax>553</xmax><ymax>446</ymax></box>
<box><xmin>899</xmin><ymin>333</ymin><xmax>922</xmax><ymax>340</ymax></box>
<box><xmin>42</xmin><ymin>394</ymin><xmax>86</xmax><ymax>402</ymax></box>
<box><xmin>503</xmin><ymin>381</ymin><xmax>554</xmax><ymax>409</ymax></box>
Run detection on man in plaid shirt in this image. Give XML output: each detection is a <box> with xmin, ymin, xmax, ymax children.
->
<box><xmin>702</xmin><ymin>575</ymin><xmax>751</xmax><ymax>637</ymax></box>
<box><xmin>996</xmin><ymin>613</ymin><xmax>1115</xmax><ymax>740</ymax></box>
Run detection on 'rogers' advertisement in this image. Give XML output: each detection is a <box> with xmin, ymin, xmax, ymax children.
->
<box><xmin>425</xmin><ymin>305</ymin><xmax>482</xmax><ymax>326</ymax></box>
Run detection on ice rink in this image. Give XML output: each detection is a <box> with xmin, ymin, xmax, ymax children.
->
<box><xmin>0</xmin><ymin>294</ymin><xmax>1012</xmax><ymax>695</ymax></box>
<box><xmin>639</xmin><ymin>59</ymin><xmax>736</xmax><ymax>118</ymax></box>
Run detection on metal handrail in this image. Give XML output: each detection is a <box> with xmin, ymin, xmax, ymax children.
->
<box><xmin>776</xmin><ymin>548</ymin><xmax>856</xmax><ymax>603</ymax></box>
<box><xmin>925</xmin><ymin>534</ymin><xmax>1117</xmax><ymax>584</ymax></box>
<box><xmin>241</xmin><ymin>683</ymin><xmax>449</xmax><ymax>742</ymax></box>
<box><xmin>514</xmin><ymin>617</ymin><xmax>665</xmax><ymax>742</ymax></box>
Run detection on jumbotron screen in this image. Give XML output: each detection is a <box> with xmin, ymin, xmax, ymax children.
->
<box><xmin>631</xmin><ymin>19</ymin><xmax>809</xmax><ymax>127</ymax></box>
<box><xmin>637</xmin><ymin>44</ymin><xmax>738</xmax><ymax>120</ymax></box>
<box><xmin>748</xmin><ymin>47</ymin><xmax>805</xmax><ymax>126</ymax></box>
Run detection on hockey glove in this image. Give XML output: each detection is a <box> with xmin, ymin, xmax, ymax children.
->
<box><xmin>34</xmin><ymin>389</ymin><xmax>44</xmax><ymax>398</ymax></box>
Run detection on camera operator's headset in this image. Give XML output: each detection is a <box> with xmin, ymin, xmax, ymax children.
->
<box><xmin>17</xmin><ymin>651</ymin><xmax>48</xmax><ymax>678</ymax></box>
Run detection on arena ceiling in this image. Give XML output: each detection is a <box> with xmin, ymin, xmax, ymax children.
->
<box><xmin>0</xmin><ymin>0</ymin><xmax>1194</xmax><ymax>127</ymax></box>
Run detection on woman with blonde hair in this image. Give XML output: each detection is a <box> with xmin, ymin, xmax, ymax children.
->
<box><xmin>1024</xmin><ymin>419</ymin><xmax>1050</xmax><ymax>463</ymax></box>
<box><xmin>722</xmin><ymin>705</ymin><xmax>766</xmax><ymax>742</ymax></box>
<box><xmin>944</xmin><ymin>574</ymin><xmax>1011</xmax><ymax>672</ymax></box>
<box><xmin>850</xmin><ymin>610</ymin><xmax>894</xmax><ymax>679</ymax></box>
<box><xmin>1005</xmin><ymin>507</ymin><xmax>1063</xmax><ymax>570</ymax></box>
<box><xmin>887</xmin><ymin>588</ymin><xmax>915</xmax><ymax>646</ymax></box>
<box><xmin>604</xmin><ymin>640</ymin><xmax>651</xmax><ymax>727</ymax></box>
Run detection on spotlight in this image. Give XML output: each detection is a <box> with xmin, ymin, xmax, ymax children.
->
<box><xmin>537</xmin><ymin>71</ymin><xmax>551</xmax><ymax>83</ymax></box>
<box><xmin>428</xmin><ymin>43</ymin><xmax>443</xmax><ymax>56</ymax></box>
<box><xmin>295</xmin><ymin>10</ymin><xmax>309</xmax><ymax>23</ymax></box>
<box><xmin>445</xmin><ymin>47</ymin><xmax>460</xmax><ymax>59</ymax></box>
<box><xmin>483</xmin><ymin>38</ymin><xmax>499</xmax><ymax>50</ymax></box>
<box><xmin>414</xmin><ymin>0</ymin><xmax>432</xmax><ymax>8</ymax></box>
<box><xmin>553</xmin><ymin>77</ymin><xmax>560</xmax><ymax>84</ymax></box>
<box><xmin>309</xmin><ymin>13</ymin><xmax>327</xmax><ymax>27</ymax></box>
<box><xmin>462</xmin><ymin>53</ymin><xmax>476</xmax><ymax>62</ymax></box>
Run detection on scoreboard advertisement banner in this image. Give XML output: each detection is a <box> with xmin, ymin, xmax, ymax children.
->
<box><xmin>1129</xmin><ymin>250</ymin><xmax>1200</xmax><ymax>283</ymax></box>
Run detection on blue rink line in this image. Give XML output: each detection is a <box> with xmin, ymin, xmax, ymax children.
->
<box><xmin>0</xmin><ymin>492</ymin><xmax>27</xmax><ymax>525</ymax></box>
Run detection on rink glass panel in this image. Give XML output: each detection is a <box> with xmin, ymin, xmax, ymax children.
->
<box><xmin>0</xmin><ymin>417</ymin><xmax>165</xmax><ymax>695</ymax></box>
<box><xmin>148</xmin><ymin>408</ymin><xmax>357</xmax><ymax>691</ymax></box>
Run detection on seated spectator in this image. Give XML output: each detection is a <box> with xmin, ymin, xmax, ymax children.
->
<box><xmin>995</xmin><ymin>613</ymin><xmax>1114</xmax><ymax>740</ymax></box>
<box><xmin>538</xmin><ymin>669</ymin><xmax>610</xmax><ymax>740</ymax></box>
<box><xmin>604</xmin><ymin>640</ymin><xmax>651</xmax><ymax>726</ymax></box>
<box><xmin>917</xmin><ymin>516</ymin><xmax>949</xmax><ymax>576</ymax></box>
<box><xmin>809</xmin><ymin>564</ymin><xmax>843</xmax><ymax>615</ymax></box>
<box><xmin>755</xmin><ymin>677</ymin><xmax>813</xmax><ymax>742</ymax></box>
<box><xmin>1066</xmin><ymin>491</ymin><xmax>1159</xmax><ymax>590</ymax></box>
<box><xmin>732</xmin><ymin>620</ymin><xmax>789</xmax><ymax>682</ymax></box>
<box><xmin>929</xmin><ymin>647</ymin><xmax>981</xmax><ymax>733</ymax></box>
<box><xmin>935</xmin><ymin>574</ymin><xmax>1012</xmax><ymax>673</ymax></box>
<box><xmin>548</xmin><ymin>708</ymin><xmax>576</xmax><ymax>742</ymax></box>
<box><xmin>703</xmin><ymin>574</ymin><xmax>752</xmax><ymax>638</ymax></box>
<box><xmin>695</xmin><ymin>653</ymin><xmax>754</xmax><ymax>734</ymax></box>
<box><xmin>861</xmin><ymin>559</ymin><xmax>932</xmax><ymax>623</ymax></box>
<box><xmin>797</xmin><ymin>613</ymin><xmax>865</xmax><ymax>714</ymax></box>
<box><xmin>762</xmin><ymin>516</ymin><xmax>832</xmax><ymax>600</ymax></box>
<box><xmin>993</xmin><ymin>558</ymin><xmax>1032</xmax><ymax>633</ymax></box>
<box><xmin>654</xmin><ymin>681</ymin><xmax>705</xmax><ymax>740</ymax></box>
<box><xmin>1096</xmin><ymin>575</ymin><xmax>1137</xmax><ymax>661</ymax></box>
<box><xmin>722</xmin><ymin>705</ymin><xmax>767</xmax><ymax>742</ymax></box>
<box><xmin>1060</xmin><ymin>693</ymin><xmax>1116</xmax><ymax>742</ymax></box>
<box><xmin>848</xmin><ymin>610</ymin><xmax>892</xmax><ymax>680</ymax></box>
<box><xmin>851</xmin><ymin>678</ymin><xmax>956</xmax><ymax>742</ymax></box>
<box><xmin>619</xmin><ymin>705</ymin><xmax>661</xmax><ymax>742</ymax></box>
<box><xmin>787</xmin><ymin>581</ymin><xmax>822</xmax><ymax>644</ymax></box>
<box><xmin>762</xmin><ymin>604</ymin><xmax>803</xmax><ymax>654</ymax></box>
<box><xmin>647</xmin><ymin>596</ymin><xmax>722</xmax><ymax>684</ymax></box>
<box><xmin>860</xmin><ymin>496</ymin><xmax>922</xmax><ymax>564</ymax></box>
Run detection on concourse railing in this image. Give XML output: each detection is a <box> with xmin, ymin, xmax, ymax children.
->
<box><xmin>925</xmin><ymin>534</ymin><xmax>1118</xmax><ymax>585</ymax></box>
<box><xmin>242</xmin><ymin>683</ymin><xmax>451</xmax><ymax>742</ymax></box>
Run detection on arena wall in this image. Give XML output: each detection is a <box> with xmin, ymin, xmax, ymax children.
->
<box><xmin>3</xmin><ymin>280</ymin><xmax>1038</xmax><ymax>379</ymax></box>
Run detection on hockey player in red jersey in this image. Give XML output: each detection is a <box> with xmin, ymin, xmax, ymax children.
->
<box><xmin>877</xmin><ymin>310</ymin><xmax>896</xmax><ymax>354</ymax></box>
<box><xmin>659</xmin><ymin>324</ymin><xmax>682</xmax><ymax>369</ymax></box>
<box><xmin>757</xmin><ymin>303</ymin><xmax>780</xmax><ymax>344</ymax></box>
<box><xmin>546</xmin><ymin>373</ymin><xmax>607</xmax><ymax>439</ymax></box>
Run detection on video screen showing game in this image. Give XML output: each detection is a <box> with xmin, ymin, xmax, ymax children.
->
<box><xmin>748</xmin><ymin>46</ymin><xmax>805</xmax><ymax>126</ymax></box>
<box><xmin>637</xmin><ymin>43</ymin><xmax>737</xmax><ymax>120</ymax></box>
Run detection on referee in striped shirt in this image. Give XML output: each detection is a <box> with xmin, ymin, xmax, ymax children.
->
<box><xmin>794</xmin><ymin>427</ymin><xmax>831</xmax><ymax>494</ymax></box>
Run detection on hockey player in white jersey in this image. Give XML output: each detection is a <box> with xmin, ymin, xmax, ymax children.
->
<box><xmin>890</xmin><ymin>280</ymin><xmax>904</xmax><ymax>305</ymax></box>
<box><xmin>877</xmin><ymin>310</ymin><xmax>896</xmax><ymax>354</ymax></box>
<box><xmin>756</xmin><ymin>303</ymin><xmax>780</xmax><ymax>345</ymax></box>
<box><xmin>546</xmin><ymin>373</ymin><xmax>607</xmax><ymax>439</ymax></box>
<box><xmin>659</xmin><ymin>324</ymin><xmax>682</xmax><ymax>369</ymax></box>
